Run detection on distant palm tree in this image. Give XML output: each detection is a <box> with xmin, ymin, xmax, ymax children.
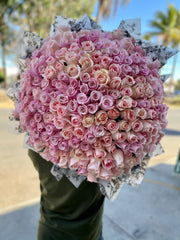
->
<box><xmin>96</xmin><ymin>0</ymin><xmax>130</xmax><ymax>22</ymax></box>
<box><xmin>144</xmin><ymin>4</ymin><xmax>180</xmax><ymax>80</ymax></box>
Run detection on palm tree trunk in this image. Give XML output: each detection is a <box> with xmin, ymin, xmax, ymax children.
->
<box><xmin>1</xmin><ymin>42</ymin><xmax>7</xmax><ymax>89</ymax></box>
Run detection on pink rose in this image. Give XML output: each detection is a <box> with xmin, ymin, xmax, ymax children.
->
<box><xmin>66</xmin><ymin>86</ymin><xmax>77</xmax><ymax>98</ymax></box>
<box><xmin>112</xmin><ymin>149</ymin><xmax>124</xmax><ymax>168</ymax></box>
<box><xmin>99</xmin><ymin>167</ymin><xmax>113</xmax><ymax>181</ymax></box>
<box><xmin>41</xmin><ymin>78</ymin><xmax>50</xmax><ymax>91</ymax></box>
<box><xmin>80</xmin><ymin>72</ymin><xmax>91</xmax><ymax>83</ymax></box>
<box><xmin>34</xmin><ymin>113</ymin><xmax>42</xmax><ymax>123</ymax></box>
<box><xmin>144</xmin><ymin>82</ymin><xmax>154</xmax><ymax>98</ymax></box>
<box><xmin>55</xmin><ymin>47</ymin><xmax>67</xmax><ymax>59</ymax></box>
<box><xmin>44</xmin><ymin>66</ymin><xmax>56</xmax><ymax>80</ymax></box>
<box><xmin>62</xmin><ymin>125</ymin><xmax>74</xmax><ymax>139</ymax></box>
<box><xmin>101</xmin><ymin>134</ymin><xmax>112</xmax><ymax>147</ymax></box>
<box><xmin>87</xmin><ymin>158</ymin><xmax>100</xmax><ymax>175</ymax></box>
<box><xmin>119</xmin><ymin>37</ymin><xmax>134</xmax><ymax>51</ymax></box>
<box><xmin>58</xmin><ymin>140</ymin><xmax>69</xmax><ymax>151</ymax></box>
<box><xmin>85</xmin><ymin>132</ymin><xmax>96</xmax><ymax>144</ymax></box>
<box><xmin>87</xmin><ymin>173</ymin><xmax>97</xmax><ymax>183</ymax></box>
<box><xmin>81</xmin><ymin>41</ymin><xmax>95</xmax><ymax>52</ymax></box>
<box><xmin>129</xmin><ymin>143</ymin><xmax>143</xmax><ymax>154</ymax></box>
<box><xmin>139</xmin><ymin>64</ymin><xmax>150</xmax><ymax>76</ymax></box>
<box><xmin>69</xmin><ymin>157</ymin><xmax>79</xmax><ymax>170</ymax></box>
<box><xmin>86</xmin><ymin>149</ymin><xmax>94</xmax><ymax>159</ymax></box>
<box><xmin>95</xmin><ymin>110</ymin><xmax>108</xmax><ymax>125</ymax></box>
<box><xmin>107</xmin><ymin>107</ymin><xmax>120</xmax><ymax>119</ymax></box>
<box><xmin>73</xmin><ymin>148</ymin><xmax>85</xmax><ymax>159</ymax></box>
<box><xmin>126</xmin><ymin>131</ymin><xmax>138</xmax><ymax>143</ymax></box>
<box><xmin>80</xmin><ymin>84</ymin><xmax>89</xmax><ymax>95</ymax></box>
<box><xmin>55</xmin><ymin>61</ymin><xmax>64</xmax><ymax>71</ymax></box>
<box><xmin>108</xmin><ymin>89</ymin><xmax>121</xmax><ymax>99</ymax></box>
<box><xmin>78</xmin><ymin>167</ymin><xmax>88</xmax><ymax>176</ymax></box>
<box><xmin>94</xmin><ymin>148</ymin><xmax>107</xmax><ymax>160</ymax></box>
<box><xmin>66</xmin><ymin>64</ymin><xmax>80</xmax><ymax>78</ymax></box>
<box><xmin>82</xmin><ymin>114</ymin><xmax>94</xmax><ymax>128</ymax></box>
<box><xmin>98</xmin><ymin>85</ymin><xmax>108</xmax><ymax>95</ymax></box>
<box><xmin>120</xmin><ymin>86</ymin><xmax>133</xmax><ymax>97</ymax></box>
<box><xmin>116</xmin><ymin>96</ymin><xmax>133</xmax><ymax>110</ymax></box>
<box><xmin>112</xmin><ymin>131</ymin><xmax>126</xmax><ymax>142</ymax></box>
<box><xmin>43</xmin><ymin>112</ymin><xmax>54</xmax><ymax>123</ymax></box>
<box><xmin>57</xmin><ymin>94</ymin><xmax>69</xmax><ymax>104</ymax></box>
<box><xmin>70</xmin><ymin>78</ymin><xmax>79</xmax><ymax>89</ymax></box>
<box><xmin>90</xmin><ymin>90</ymin><xmax>102</xmax><ymax>102</ymax></box>
<box><xmin>106</xmin><ymin>119</ymin><xmax>119</xmax><ymax>133</ymax></box>
<box><xmin>109</xmin><ymin>76</ymin><xmax>122</xmax><ymax>90</ymax></box>
<box><xmin>70</xmin><ymin>115</ymin><xmax>82</xmax><ymax>127</ymax></box>
<box><xmin>134</xmin><ymin>107</ymin><xmax>147</xmax><ymax>119</ymax></box>
<box><xmin>136</xmin><ymin>133</ymin><xmax>146</xmax><ymax>145</ymax></box>
<box><xmin>93</xmin><ymin>125</ymin><xmax>105</xmax><ymax>137</ymax></box>
<box><xmin>88</xmin><ymin>78</ymin><xmax>98</xmax><ymax>90</ymax></box>
<box><xmin>121</xmin><ymin>109</ymin><xmax>136</xmax><ymax>122</ymax></box>
<box><xmin>80</xmin><ymin>141</ymin><xmax>90</xmax><ymax>151</ymax></box>
<box><xmin>69</xmin><ymin>42</ymin><xmax>80</xmax><ymax>53</ymax></box>
<box><xmin>147</xmin><ymin>109</ymin><xmax>156</xmax><ymax>119</ymax></box>
<box><xmin>122</xmin><ymin>75</ymin><xmax>135</xmax><ymax>86</ymax></box>
<box><xmin>65</xmin><ymin>51</ymin><xmax>77</xmax><ymax>63</ymax></box>
<box><xmin>94</xmin><ymin>69</ymin><xmax>110</xmax><ymax>85</ymax></box>
<box><xmin>137</xmin><ymin>99</ymin><xmax>151</xmax><ymax>109</ymax></box>
<box><xmin>100</xmin><ymin>95</ymin><xmax>114</xmax><ymax>111</ymax></box>
<box><xmin>77</xmin><ymin>93</ymin><xmax>89</xmax><ymax>105</ymax></box>
<box><xmin>102</xmin><ymin>154</ymin><xmax>115</xmax><ymax>170</ymax></box>
<box><xmin>100</xmin><ymin>55</ymin><xmax>112</xmax><ymax>69</ymax></box>
<box><xmin>91</xmin><ymin>51</ymin><xmax>102</xmax><ymax>64</ymax></box>
<box><xmin>45</xmin><ymin>124</ymin><xmax>55</xmax><ymax>135</ymax></box>
<box><xmin>67</xmin><ymin>99</ymin><xmax>78</xmax><ymax>112</ymax></box>
<box><xmin>141</xmin><ymin>120</ymin><xmax>154</xmax><ymax>133</ymax></box>
<box><xmin>79</xmin><ymin>54</ymin><xmax>93</xmax><ymax>70</ymax></box>
<box><xmin>109</xmin><ymin>63</ymin><xmax>121</xmax><ymax>78</ymax></box>
<box><xmin>131</xmin><ymin>120</ymin><xmax>143</xmax><ymax>132</ymax></box>
<box><xmin>132</xmin><ymin>83</ymin><xmax>144</xmax><ymax>99</ymax></box>
<box><xmin>87</xmin><ymin>103</ymin><xmax>99</xmax><ymax>114</ymax></box>
<box><xmin>58</xmin><ymin>155</ymin><xmax>69</xmax><ymax>168</ymax></box>
<box><xmin>77</xmin><ymin>105</ymin><xmax>88</xmax><ymax>115</ymax></box>
<box><xmin>69</xmin><ymin>136</ymin><xmax>80</xmax><ymax>148</ymax></box>
<box><xmin>74</xmin><ymin>126</ymin><xmax>85</xmax><ymax>140</ymax></box>
<box><xmin>49</xmin><ymin>100</ymin><xmax>59</xmax><ymax>112</ymax></box>
<box><xmin>118</xmin><ymin>120</ymin><xmax>131</xmax><ymax>132</ymax></box>
<box><xmin>105</xmin><ymin>143</ymin><xmax>117</xmax><ymax>154</ymax></box>
<box><xmin>57</xmin><ymin>72</ymin><xmax>70</xmax><ymax>83</ymax></box>
<box><xmin>46</xmin><ymin>56</ymin><xmax>56</xmax><ymax>65</ymax></box>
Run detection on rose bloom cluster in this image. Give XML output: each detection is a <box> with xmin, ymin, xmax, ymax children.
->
<box><xmin>14</xmin><ymin>26</ymin><xmax>168</xmax><ymax>182</ymax></box>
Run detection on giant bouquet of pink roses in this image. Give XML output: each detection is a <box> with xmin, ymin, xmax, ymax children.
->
<box><xmin>8</xmin><ymin>16</ymin><xmax>177</xmax><ymax>196</ymax></box>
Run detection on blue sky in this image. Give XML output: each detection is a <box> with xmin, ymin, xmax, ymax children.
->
<box><xmin>93</xmin><ymin>0</ymin><xmax>180</xmax><ymax>80</ymax></box>
<box><xmin>1</xmin><ymin>0</ymin><xmax>180</xmax><ymax>80</ymax></box>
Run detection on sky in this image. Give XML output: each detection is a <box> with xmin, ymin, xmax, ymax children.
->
<box><xmin>1</xmin><ymin>0</ymin><xmax>180</xmax><ymax>80</ymax></box>
<box><xmin>93</xmin><ymin>0</ymin><xmax>180</xmax><ymax>80</ymax></box>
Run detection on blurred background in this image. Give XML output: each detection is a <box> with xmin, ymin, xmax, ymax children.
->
<box><xmin>0</xmin><ymin>1</ymin><xmax>180</xmax><ymax>240</ymax></box>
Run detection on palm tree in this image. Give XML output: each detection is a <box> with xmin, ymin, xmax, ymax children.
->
<box><xmin>96</xmin><ymin>0</ymin><xmax>130</xmax><ymax>22</ymax></box>
<box><xmin>144</xmin><ymin>4</ymin><xmax>180</xmax><ymax>80</ymax></box>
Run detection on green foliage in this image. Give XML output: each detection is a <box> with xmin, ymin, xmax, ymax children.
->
<box><xmin>145</xmin><ymin>4</ymin><xmax>180</xmax><ymax>47</ymax></box>
<box><xmin>10</xmin><ymin>0</ymin><xmax>97</xmax><ymax>38</ymax></box>
<box><xmin>175</xmin><ymin>81</ymin><xmax>180</xmax><ymax>91</ymax></box>
<box><xmin>0</xmin><ymin>69</ymin><xmax>4</xmax><ymax>83</ymax></box>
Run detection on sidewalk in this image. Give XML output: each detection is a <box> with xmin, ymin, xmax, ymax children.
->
<box><xmin>0</xmin><ymin>163</ymin><xmax>180</xmax><ymax>240</ymax></box>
